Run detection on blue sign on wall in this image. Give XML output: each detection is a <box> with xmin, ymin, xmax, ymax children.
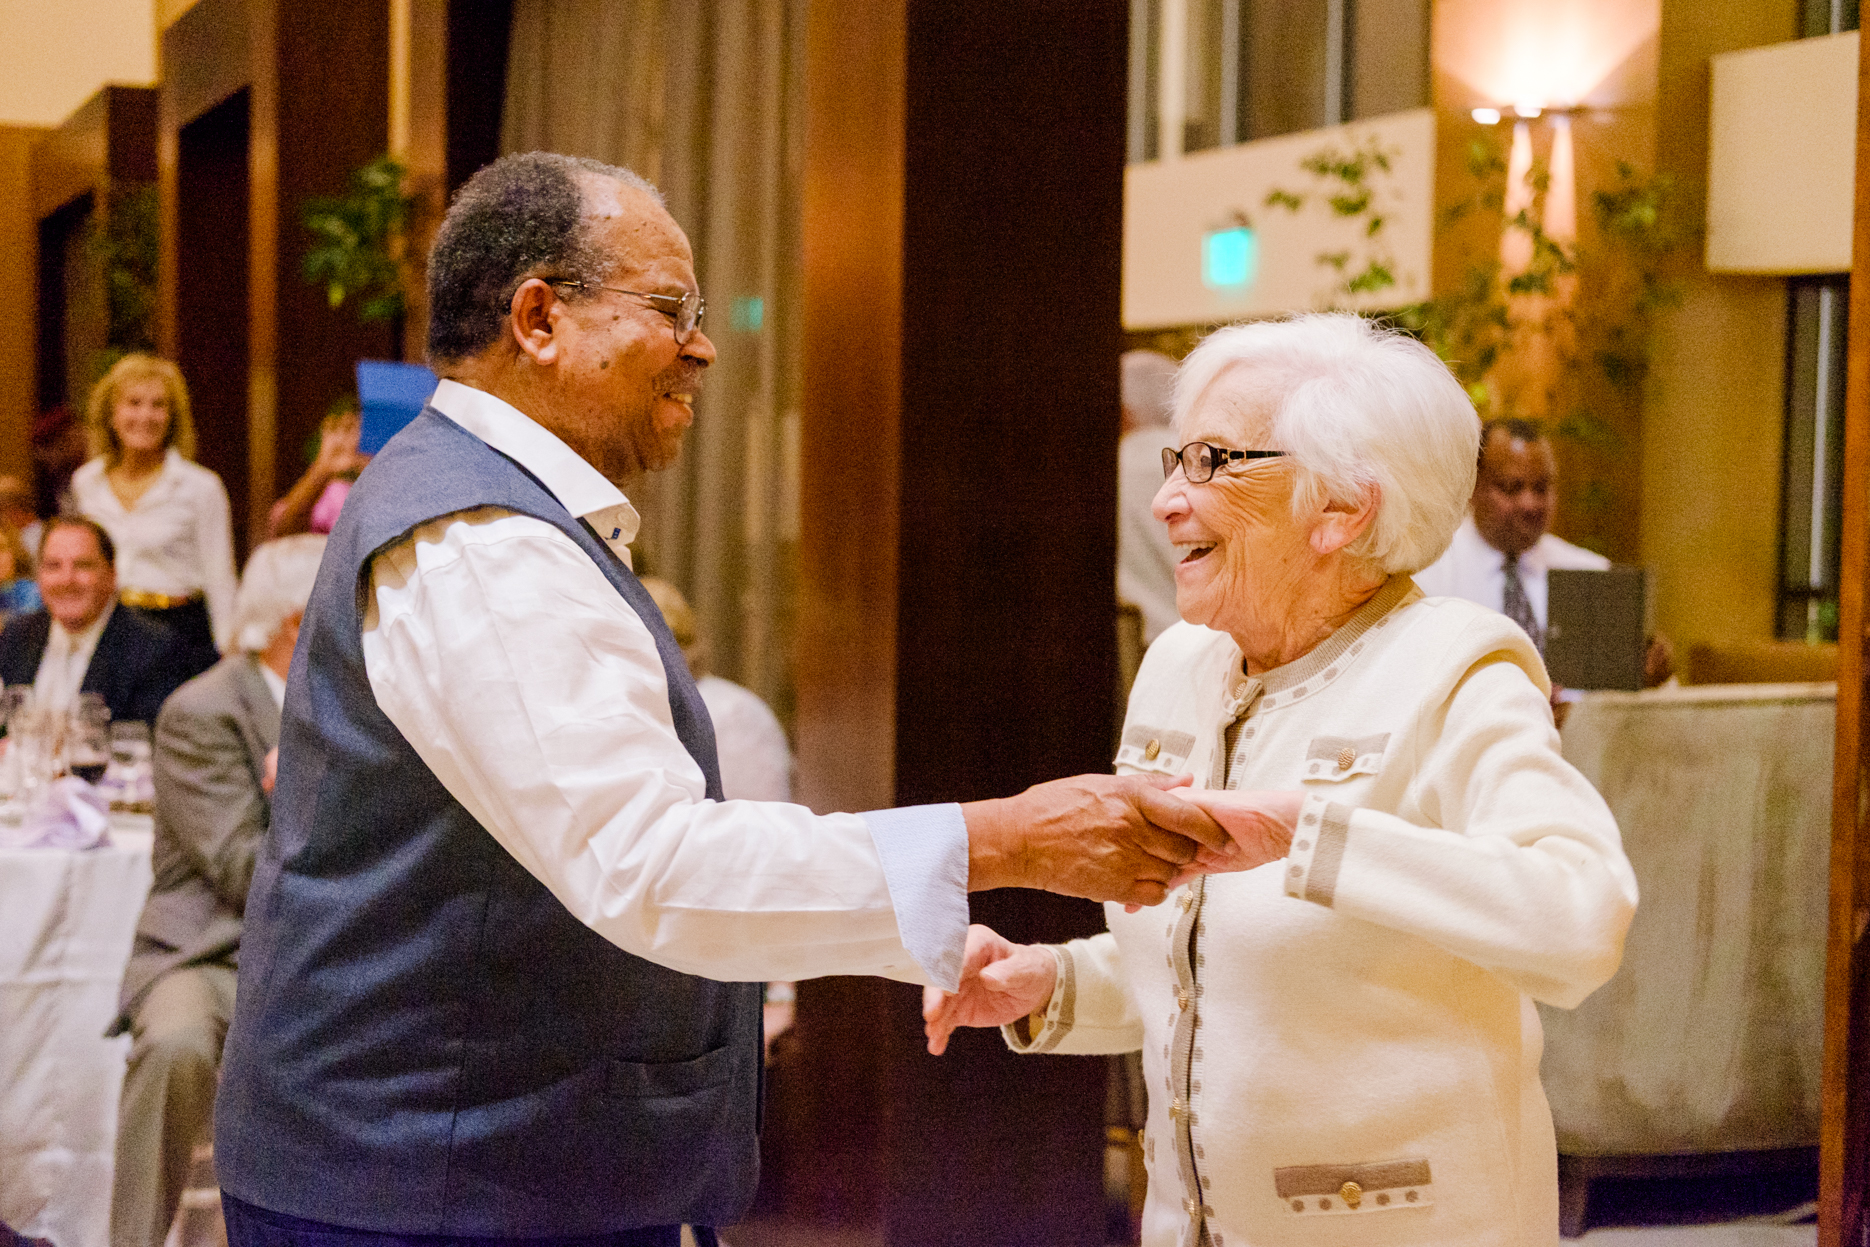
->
<box><xmin>1203</xmin><ymin>226</ymin><xmax>1258</xmax><ymax>291</ymax></box>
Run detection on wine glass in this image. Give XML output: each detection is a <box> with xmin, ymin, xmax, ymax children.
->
<box><xmin>68</xmin><ymin>695</ymin><xmax>111</xmax><ymax>786</ymax></box>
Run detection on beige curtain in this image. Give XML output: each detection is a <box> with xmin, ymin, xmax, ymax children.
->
<box><xmin>503</xmin><ymin>0</ymin><xmax>806</xmax><ymax>723</ymax></box>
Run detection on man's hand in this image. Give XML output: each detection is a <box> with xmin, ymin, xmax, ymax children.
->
<box><xmin>922</xmin><ymin>924</ymin><xmax>1058</xmax><ymax>1055</ymax></box>
<box><xmin>961</xmin><ymin>773</ymin><xmax>1230</xmax><ymax>908</ymax></box>
<box><xmin>1644</xmin><ymin>633</ymin><xmax>1675</xmax><ymax>688</ymax></box>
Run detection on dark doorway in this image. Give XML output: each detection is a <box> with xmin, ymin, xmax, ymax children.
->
<box><xmin>175</xmin><ymin>89</ymin><xmax>251</xmax><ymax>561</ymax></box>
<box><xmin>36</xmin><ymin>193</ymin><xmax>101</xmax><ymax>416</ymax></box>
<box><xmin>446</xmin><ymin>0</ymin><xmax>514</xmax><ymax>194</ymax></box>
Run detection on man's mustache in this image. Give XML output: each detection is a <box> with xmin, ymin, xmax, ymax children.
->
<box><xmin>652</xmin><ymin>362</ymin><xmax>706</xmax><ymax>399</ymax></box>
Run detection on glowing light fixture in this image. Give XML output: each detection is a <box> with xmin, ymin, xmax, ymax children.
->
<box><xmin>1472</xmin><ymin>107</ymin><xmax>1503</xmax><ymax>125</ymax></box>
<box><xmin>1202</xmin><ymin>226</ymin><xmax>1258</xmax><ymax>290</ymax></box>
<box><xmin>1500</xmin><ymin>121</ymin><xmax>1536</xmax><ymax>275</ymax></box>
<box><xmin>1513</xmin><ymin>102</ymin><xmax>1543</xmax><ymax>119</ymax></box>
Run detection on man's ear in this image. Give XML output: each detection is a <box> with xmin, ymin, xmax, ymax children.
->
<box><xmin>1310</xmin><ymin>482</ymin><xmax>1380</xmax><ymax>556</ymax></box>
<box><xmin>508</xmin><ymin>278</ymin><xmax>563</xmax><ymax>366</ymax></box>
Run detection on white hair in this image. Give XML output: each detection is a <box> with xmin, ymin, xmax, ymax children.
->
<box><xmin>1172</xmin><ymin>313</ymin><xmax>1479</xmax><ymax>574</ymax></box>
<box><xmin>234</xmin><ymin>534</ymin><xmax>328</xmax><ymax>653</ymax></box>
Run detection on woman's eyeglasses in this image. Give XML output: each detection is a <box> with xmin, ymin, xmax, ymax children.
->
<box><xmin>1161</xmin><ymin>443</ymin><xmax>1287</xmax><ymax>484</ymax></box>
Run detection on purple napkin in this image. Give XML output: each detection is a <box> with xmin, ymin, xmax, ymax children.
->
<box><xmin>15</xmin><ymin>778</ymin><xmax>112</xmax><ymax>849</ymax></box>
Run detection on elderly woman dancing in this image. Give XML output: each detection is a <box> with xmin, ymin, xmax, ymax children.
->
<box><xmin>924</xmin><ymin>314</ymin><xmax>1636</xmax><ymax>1247</ymax></box>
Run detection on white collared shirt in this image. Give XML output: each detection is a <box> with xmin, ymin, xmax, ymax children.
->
<box><xmin>1413</xmin><ymin>515</ymin><xmax>1610</xmax><ymax>629</ymax></box>
<box><xmin>257</xmin><ymin>659</ymin><xmax>286</xmax><ymax>710</ymax></box>
<box><xmin>70</xmin><ymin>449</ymin><xmax>239</xmax><ymax>651</ymax></box>
<box><xmin>33</xmin><ymin>602</ymin><xmax>114</xmax><ymax>713</ymax></box>
<box><xmin>356</xmin><ymin>380</ymin><xmax>967</xmax><ymax>988</ymax></box>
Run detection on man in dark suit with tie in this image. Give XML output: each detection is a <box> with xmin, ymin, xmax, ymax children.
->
<box><xmin>0</xmin><ymin>517</ymin><xmax>205</xmax><ymax>724</ymax></box>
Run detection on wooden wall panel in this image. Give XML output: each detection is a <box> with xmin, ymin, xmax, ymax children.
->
<box><xmin>271</xmin><ymin>0</ymin><xmax>391</xmax><ymax>517</ymax></box>
<box><xmin>160</xmin><ymin>0</ymin><xmax>390</xmax><ymax>553</ymax></box>
<box><xmin>1820</xmin><ymin>16</ymin><xmax>1870</xmax><ymax>1247</ymax></box>
<box><xmin>795</xmin><ymin>1</ymin><xmax>1128</xmax><ymax>1243</ymax></box>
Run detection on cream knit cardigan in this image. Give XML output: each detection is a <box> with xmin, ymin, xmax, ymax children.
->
<box><xmin>1008</xmin><ymin>577</ymin><xmax>1637</xmax><ymax>1247</ymax></box>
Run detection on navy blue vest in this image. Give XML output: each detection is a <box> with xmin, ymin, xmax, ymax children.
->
<box><xmin>215</xmin><ymin>409</ymin><xmax>762</xmax><ymax>1235</ymax></box>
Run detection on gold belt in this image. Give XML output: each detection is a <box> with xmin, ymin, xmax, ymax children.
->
<box><xmin>120</xmin><ymin>589</ymin><xmax>202</xmax><ymax>610</ymax></box>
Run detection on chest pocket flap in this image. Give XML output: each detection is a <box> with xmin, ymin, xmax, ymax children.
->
<box><xmin>1116</xmin><ymin>725</ymin><xmax>1195</xmax><ymax>773</ymax></box>
<box><xmin>1300</xmin><ymin>733</ymin><xmax>1389</xmax><ymax>782</ymax></box>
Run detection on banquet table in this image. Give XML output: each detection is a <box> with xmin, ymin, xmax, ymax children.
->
<box><xmin>1540</xmin><ymin>682</ymin><xmax>1834</xmax><ymax>1234</ymax></box>
<box><xmin>1</xmin><ymin>816</ymin><xmax>155</xmax><ymax>1247</ymax></box>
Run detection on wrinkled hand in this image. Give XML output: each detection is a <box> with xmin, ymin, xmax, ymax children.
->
<box><xmin>965</xmin><ymin>773</ymin><xmax>1230</xmax><ymax>908</ymax></box>
<box><xmin>922</xmin><ymin>924</ymin><xmax>1058</xmax><ymax>1056</ymax></box>
<box><xmin>1117</xmin><ymin>787</ymin><xmax>1301</xmax><ymax>911</ymax></box>
<box><xmin>1171</xmin><ymin>788</ymin><xmax>1300</xmax><ymax>874</ymax></box>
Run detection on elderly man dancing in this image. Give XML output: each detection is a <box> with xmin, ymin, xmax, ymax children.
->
<box><xmin>212</xmin><ymin>153</ymin><xmax>1247</xmax><ymax>1247</ymax></box>
<box><xmin>926</xmin><ymin>315</ymin><xmax>1637</xmax><ymax>1247</ymax></box>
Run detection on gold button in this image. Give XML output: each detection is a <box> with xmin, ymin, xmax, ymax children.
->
<box><xmin>1340</xmin><ymin>1180</ymin><xmax>1362</xmax><ymax>1209</ymax></box>
<box><xmin>1177</xmin><ymin>988</ymin><xmax>1190</xmax><ymax>1010</ymax></box>
<box><xmin>1170</xmin><ymin>1099</ymin><xmax>1188</xmax><ymax>1121</ymax></box>
<box><xmin>1336</xmin><ymin>745</ymin><xmax>1355</xmax><ymax>770</ymax></box>
<box><xmin>1177</xmin><ymin>893</ymin><xmax>1194</xmax><ymax>911</ymax></box>
<box><xmin>1144</xmin><ymin>739</ymin><xmax>1161</xmax><ymax>761</ymax></box>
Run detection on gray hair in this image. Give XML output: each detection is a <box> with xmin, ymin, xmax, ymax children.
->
<box><xmin>1173</xmin><ymin>313</ymin><xmax>1479</xmax><ymax>574</ymax></box>
<box><xmin>234</xmin><ymin>535</ymin><xmax>328</xmax><ymax>653</ymax></box>
<box><xmin>426</xmin><ymin>152</ymin><xmax>663</xmax><ymax>363</ymax></box>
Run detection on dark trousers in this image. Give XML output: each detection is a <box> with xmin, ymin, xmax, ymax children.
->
<box><xmin>123</xmin><ymin>596</ymin><xmax>218</xmax><ymax>675</ymax></box>
<box><xmin>221</xmin><ymin>1195</ymin><xmax>716</xmax><ymax>1247</ymax></box>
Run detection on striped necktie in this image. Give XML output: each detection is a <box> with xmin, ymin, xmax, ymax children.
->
<box><xmin>1502</xmin><ymin>552</ymin><xmax>1543</xmax><ymax>653</ymax></box>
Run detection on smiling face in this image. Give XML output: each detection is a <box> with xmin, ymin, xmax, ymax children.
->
<box><xmin>539</xmin><ymin>177</ymin><xmax>717</xmax><ymax>483</ymax></box>
<box><xmin>111</xmin><ymin>378</ymin><xmax>173</xmax><ymax>458</ymax></box>
<box><xmin>37</xmin><ymin>524</ymin><xmax>116</xmax><ymax>634</ymax></box>
<box><xmin>1472</xmin><ymin>430</ymin><xmax>1555</xmax><ymax>558</ymax></box>
<box><xmin>1152</xmin><ymin>366</ymin><xmax>1317</xmax><ymax>643</ymax></box>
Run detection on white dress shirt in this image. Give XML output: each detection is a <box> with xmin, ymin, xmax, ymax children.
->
<box><xmin>257</xmin><ymin>660</ymin><xmax>286</xmax><ymax>710</ymax></box>
<box><xmin>1413</xmin><ymin>515</ymin><xmax>1609</xmax><ymax>628</ymax></box>
<box><xmin>33</xmin><ymin>603</ymin><xmax>114</xmax><ymax>713</ymax></box>
<box><xmin>697</xmin><ymin>675</ymin><xmax>793</xmax><ymax>803</ymax></box>
<box><xmin>358</xmin><ymin>380</ymin><xmax>968</xmax><ymax>988</ymax></box>
<box><xmin>70</xmin><ymin>450</ymin><xmax>239</xmax><ymax>651</ymax></box>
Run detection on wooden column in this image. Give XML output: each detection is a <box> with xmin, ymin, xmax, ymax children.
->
<box><xmin>795</xmin><ymin>1</ymin><xmax>1128</xmax><ymax>1243</ymax></box>
<box><xmin>159</xmin><ymin>0</ymin><xmax>391</xmax><ymax>555</ymax></box>
<box><xmin>1820</xmin><ymin>21</ymin><xmax>1870</xmax><ymax>1247</ymax></box>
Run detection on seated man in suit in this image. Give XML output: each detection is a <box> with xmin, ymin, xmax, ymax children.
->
<box><xmin>0</xmin><ymin>517</ymin><xmax>205</xmax><ymax>724</ymax></box>
<box><xmin>109</xmin><ymin>534</ymin><xmax>327</xmax><ymax>1247</ymax></box>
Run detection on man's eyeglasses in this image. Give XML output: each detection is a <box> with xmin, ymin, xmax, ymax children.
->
<box><xmin>1162</xmin><ymin>443</ymin><xmax>1287</xmax><ymax>483</ymax></box>
<box><xmin>547</xmin><ymin>280</ymin><xmax>707</xmax><ymax>345</ymax></box>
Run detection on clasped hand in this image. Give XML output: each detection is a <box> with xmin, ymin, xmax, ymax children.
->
<box><xmin>930</xmin><ymin>787</ymin><xmax>1301</xmax><ymax>1055</ymax></box>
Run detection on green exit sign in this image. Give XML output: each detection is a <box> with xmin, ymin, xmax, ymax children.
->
<box><xmin>1203</xmin><ymin>226</ymin><xmax>1257</xmax><ymax>290</ymax></box>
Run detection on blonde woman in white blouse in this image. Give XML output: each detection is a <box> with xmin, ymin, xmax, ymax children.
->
<box><xmin>924</xmin><ymin>314</ymin><xmax>1637</xmax><ymax>1247</ymax></box>
<box><xmin>72</xmin><ymin>355</ymin><xmax>236</xmax><ymax>668</ymax></box>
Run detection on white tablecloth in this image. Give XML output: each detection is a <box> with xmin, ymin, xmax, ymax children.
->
<box><xmin>1541</xmin><ymin>683</ymin><xmax>1834</xmax><ymax>1155</ymax></box>
<box><xmin>1</xmin><ymin>818</ymin><xmax>154</xmax><ymax>1247</ymax></box>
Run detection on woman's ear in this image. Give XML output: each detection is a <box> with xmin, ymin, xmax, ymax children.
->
<box><xmin>1310</xmin><ymin>482</ymin><xmax>1381</xmax><ymax>556</ymax></box>
<box><xmin>508</xmin><ymin>278</ymin><xmax>562</xmax><ymax>365</ymax></box>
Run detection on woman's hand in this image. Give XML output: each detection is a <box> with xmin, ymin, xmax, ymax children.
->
<box><xmin>922</xmin><ymin>924</ymin><xmax>1058</xmax><ymax>1056</ymax></box>
<box><xmin>1171</xmin><ymin>787</ymin><xmax>1301</xmax><ymax>875</ymax></box>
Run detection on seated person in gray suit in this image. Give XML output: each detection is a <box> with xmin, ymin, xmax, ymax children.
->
<box><xmin>108</xmin><ymin>534</ymin><xmax>327</xmax><ymax>1247</ymax></box>
<box><xmin>0</xmin><ymin>516</ymin><xmax>206</xmax><ymax>724</ymax></box>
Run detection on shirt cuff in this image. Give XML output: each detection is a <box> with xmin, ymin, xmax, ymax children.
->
<box><xmin>1284</xmin><ymin>792</ymin><xmax>1352</xmax><ymax>908</ymax></box>
<box><xmin>860</xmin><ymin>802</ymin><xmax>970</xmax><ymax>991</ymax></box>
